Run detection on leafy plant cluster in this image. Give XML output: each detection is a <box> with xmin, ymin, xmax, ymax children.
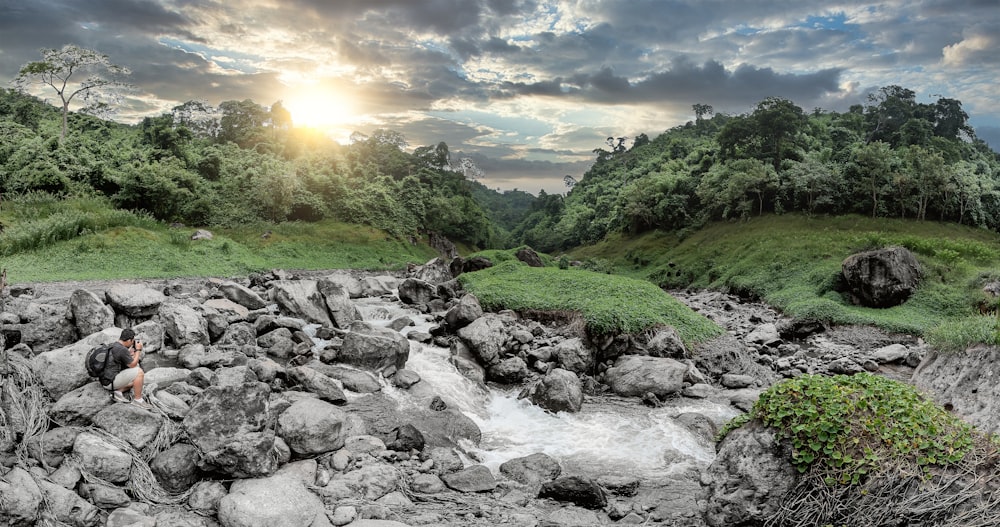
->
<box><xmin>513</xmin><ymin>87</ymin><xmax>1000</xmax><ymax>254</ymax></box>
<box><xmin>457</xmin><ymin>257</ymin><xmax>725</xmax><ymax>342</ymax></box>
<box><xmin>733</xmin><ymin>373</ymin><xmax>976</xmax><ymax>486</ymax></box>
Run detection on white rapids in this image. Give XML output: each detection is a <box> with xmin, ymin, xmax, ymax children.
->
<box><xmin>344</xmin><ymin>296</ymin><xmax>740</xmax><ymax>480</ymax></box>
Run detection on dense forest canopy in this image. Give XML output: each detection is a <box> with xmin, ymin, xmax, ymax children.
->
<box><xmin>2</xmin><ymin>75</ymin><xmax>999</xmax><ymax>254</ymax></box>
<box><xmin>513</xmin><ymin>87</ymin><xmax>1000</xmax><ymax>252</ymax></box>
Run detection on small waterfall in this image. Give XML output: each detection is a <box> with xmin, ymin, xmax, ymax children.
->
<box><xmin>352</xmin><ymin>296</ymin><xmax>738</xmax><ymax>480</ymax></box>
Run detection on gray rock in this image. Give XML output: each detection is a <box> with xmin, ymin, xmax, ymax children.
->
<box><xmin>552</xmin><ymin>337</ymin><xmax>593</xmax><ymax>374</ymax></box>
<box><xmin>444</xmin><ymin>293</ymin><xmax>483</xmax><ymax>331</ymax></box>
<box><xmin>270</xmin><ymin>280</ymin><xmax>334</xmax><ymax>327</ymax></box>
<box><xmin>360</xmin><ymin>276</ymin><xmax>399</xmax><ymax>297</ymax></box>
<box><xmin>873</xmin><ymin>343</ymin><xmax>909</xmax><ymax>363</ymax></box>
<box><xmin>521</xmin><ymin>368</ymin><xmax>583</xmax><ymax>413</ymax></box>
<box><xmin>842</xmin><ymin>245</ymin><xmax>922</xmax><ymax>308</ymax></box>
<box><xmin>720</xmin><ymin>373</ymin><xmax>755</xmax><ymax>389</ymax></box>
<box><xmin>339</xmin><ymin>322</ymin><xmax>409</xmax><ymax>374</ymax></box>
<box><xmin>26</xmin><ymin>427</ymin><xmax>79</xmax><ymax>468</ymax></box>
<box><xmin>37</xmin><ymin>478</ymin><xmax>100</xmax><ymax>527</ymax></box>
<box><xmin>306</xmin><ymin>361</ymin><xmax>381</xmax><ymax>393</ymax></box>
<box><xmin>182</xmin><ymin>382</ymin><xmax>277</xmax><ymax>478</ymax></box>
<box><xmin>73</xmin><ymin>432</ymin><xmax>132</xmax><ymax>483</ymax></box>
<box><xmin>219</xmin><ymin>281</ymin><xmax>268</xmax><ymax>310</ymax></box>
<box><xmin>397</xmin><ymin>278</ymin><xmax>436</xmax><ymax>305</ymax></box>
<box><xmin>539</xmin><ymin>476</ymin><xmax>607</xmax><ymax>509</ymax></box>
<box><xmin>92</xmin><ymin>402</ymin><xmax>164</xmax><ymax>451</ymax></box>
<box><xmin>0</xmin><ymin>467</ymin><xmax>42</xmax><ymax>526</ymax></box>
<box><xmin>277</xmin><ymin>398</ymin><xmax>348</xmax><ymax>455</ymax></box>
<box><xmin>32</xmin><ymin>330</ymin><xmax>118</xmax><ymax>400</ymax></box>
<box><xmin>160</xmin><ymin>301</ymin><xmax>210</xmax><ymax>347</ymax></box>
<box><xmin>286</xmin><ymin>366</ymin><xmax>347</xmax><ymax>404</ymax></box>
<box><xmin>106</xmin><ymin>284</ymin><xmax>166</xmax><ymax>318</ymax></box>
<box><xmin>151</xmin><ymin>443</ymin><xmax>201</xmax><ymax>493</ymax></box>
<box><xmin>488</xmin><ymin>356</ymin><xmax>529</xmax><ymax>384</ymax></box>
<box><xmin>70</xmin><ymin>289</ymin><xmax>114</xmax><ymax>338</ymax></box>
<box><xmin>48</xmin><ymin>381</ymin><xmax>114</xmax><ymax>427</ymax></box>
<box><xmin>457</xmin><ymin>314</ymin><xmax>507</xmax><ymax>366</ymax></box>
<box><xmin>411</xmin><ymin>257</ymin><xmax>454</xmax><ymax>284</ymax></box>
<box><xmin>218</xmin><ymin>464</ymin><xmax>326</xmax><ymax>527</ymax></box>
<box><xmin>644</xmin><ymin>326</ymin><xmax>687</xmax><ymax>357</ymax></box>
<box><xmin>605</xmin><ymin>355</ymin><xmax>687</xmax><ymax>398</ymax></box>
<box><xmin>500</xmin><ymin>452</ymin><xmax>562</xmax><ymax>486</ymax></box>
<box><xmin>703</xmin><ymin>421</ymin><xmax>797</xmax><ymax>527</ymax></box>
<box><xmin>188</xmin><ymin>481</ymin><xmax>227</xmax><ymax>513</ymax></box>
<box><xmin>441</xmin><ymin>465</ymin><xmax>497</xmax><ymax>492</ymax></box>
<box><xmin>318</xmin><ymin>278</ymin><xmax>361</xmax><ymax>329</ymax></box>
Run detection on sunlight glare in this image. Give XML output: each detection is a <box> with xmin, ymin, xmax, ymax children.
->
<box><xmin>283</xmin><ymin>87</ymin><xmax>356</xmax><ymax>129</ymax></box>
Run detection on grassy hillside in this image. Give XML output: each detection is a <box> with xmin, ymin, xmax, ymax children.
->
<box><xmin>571</xmin><ymin>213</ymin><xmax>1000</xmax><ymax>351</ymax></box>
<box><xmin>0</xmin><ymin>195</ymin><xmax>437</xmax><ymax>283</ymax></box>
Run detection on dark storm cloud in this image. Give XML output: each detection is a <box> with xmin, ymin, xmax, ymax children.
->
<box><xmin>499</xmin><ymin>58</ymin><xmax>842</xmax><ymax>109</ymax></box>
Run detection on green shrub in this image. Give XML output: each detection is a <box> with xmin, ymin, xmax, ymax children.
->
<box><xmin>733</xmin><ymin>373</ymin><xmax>976</xmax><ymax>486</ymax></box>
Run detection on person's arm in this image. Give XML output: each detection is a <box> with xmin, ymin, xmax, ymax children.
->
<box><xmin>128</xmin><ymin>340</ymin><xmax>143</xmax><ymax>368</ymax></box>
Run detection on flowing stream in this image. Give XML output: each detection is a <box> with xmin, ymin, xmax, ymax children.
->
<box><xmin>346</xmin><ymin>295</ymin><xmax>740</xmax><ymax>482</ymax></box>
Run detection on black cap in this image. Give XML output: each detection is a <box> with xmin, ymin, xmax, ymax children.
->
<box><xmin>120</xmin><ymin>328</ymin><xmax>136</xmax><ymax>341</ymax></box>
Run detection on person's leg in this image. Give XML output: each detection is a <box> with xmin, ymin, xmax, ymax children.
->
<box><xmin>112</xmin><ymin>368</ymin><xmax>140</xmax><ymax>396</ymax></box>
<box><xmin>131</xmin><ymin>368</ymin><xmax>145</xmax><ymax>401</ymax></box>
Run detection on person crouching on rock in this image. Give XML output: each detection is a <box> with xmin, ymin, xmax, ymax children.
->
<box><xmin>105</xmin><ymin>328</ymin><xmax>152</xmax><ymax>409</ymax></box>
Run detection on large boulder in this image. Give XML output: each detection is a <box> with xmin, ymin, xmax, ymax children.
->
<box><xmin>317</xmin><ymin>278</ymin><xmax>361</xmax><ymax>329</ymax></box>
<box><xmin>604</xmin><ymin>355</ymin><xmax>687</xmax><ymax>398</ymax></box>
<box><xmin>552</xmin><ymin>337</ymin><xmax>593</xmax><ymax>373</ymax></box>
<box><xmin>69</xmin><ymin>289</ymin><xmax>114</xmax><ymax>338</ymax></box>
<box><xmin>539</xmin><ymin>476</ymin><xmax>607</xmax><ymax>509</ymax></box>
<box><xmin>515</xmin><ymin>247</ymin><xmax>544</xmax><ymax>267</ymax></box>
<box><xmin>159</xmin><ymin>301</ymin><xmax>210</xmax><ymax>347</ymax></box>
<box><xmin>218</xmin><ymin>280</ymin><xmax>267</xmax><ymax>310</ymax></box>
<box><xmin>397</xmin><ymin>278</ymin><xmax>436</xmax><ymax>305</ymax></box>
<box><xmin>218</xmin><ymin>461</ymin><xmax>326</xmax><ymax>527</ymax></box>
<box><xmin>444</xmin><ymin>294</ymin><xmax>483</xmax><ymax>330</ymax></box>
<box><xmin>285</xmin><ymin>366</ymin><xmax>348</xmax><ymax>404</ymax></box>
<box><xmin>182</xmin><ymin>382</ymin><xmax>277</xmax><ymax>478</ymax></box>
<box><xmin>339</xmin><ymin>322</ymin><xmax>409</xmax><ymax>374</ymax></box>
<box><xmin>73</xmin><ymin>432</ymin><xmax>133</xmax><ymax>483</ymax></box>
<box><xmin>440</xmin><ymin>465</ymin><xmax>497</xmax><ymax>493</ymax></box>
<box><xmin>31</xmin><ymin>330</ymin><xmax>118</xmax><ymax>400</ymax></box>
<box><xmin>703</xmin><ymin>421</ymin><xmax>798</xmax><ymax>527</ymax></box>
<box><xmin>270</xmin><ymin>280</ymin><xmax>333</xmax><ymax>327</ymax></box>
<box><xmin>106</xmin><ymin>284</ymin><xmax>166</xmax><ymax>318</ymax></box>
<box><xmin>457</xmin><ymin>314</ymin><xmax>508</xmax><ymax>366</ymax></box>
<box><xmin>92</xmin><ymin>402</ymin><xmax>164</xmax><ymax>451</ymax></box>
<box><xmin>500</xmin><ymin>453</ymin><xmax>562</xmax><ymax>486</ymax></box>
<box><xmin>48</xmin><ymin>382</ymin><xmax>114</xmax><ymax>426</ymax></box>
<box><xmin>841</xmin><ymin>246</ymin><xmax>921</xmax><ymax>308</ymax></box>
<box><xmin>410</xmin><ymin>257</ymin><xmax>454</xmax><ymax>285</ymax></box>
<box><xmin>276</xmin><ymin>398</ymin><xmax>349</xmax><ymax>455</ymax></box>
<box><xmin>0</xmin><ymin>467</ymin><xmax>42</xmax><ymax>526</ymax></box>
<box><xmin>150</xmin><ymin>443</ymin><xmax>201</xmax><ymax>493</ymax></box>
<box><xmin>520</xmin><ymin>368</ymin><xmax>583</xmax><ymax>413</ymax></box>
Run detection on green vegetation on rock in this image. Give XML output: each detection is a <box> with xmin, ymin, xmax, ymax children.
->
<box><xmin>723</xmin><ymin>373</ymin><xmax>978</xmax><ymax>486</ymax></box>
<box><xmin>457</xmin><ymin>259</ymin><xmax>724</xmax><ymax>343</ymax></box>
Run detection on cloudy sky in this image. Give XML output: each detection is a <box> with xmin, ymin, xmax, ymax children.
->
<box><xmin>1</xmin><ymin>1</ymin><xmax>998</xmax><ymax>194</ymax></box>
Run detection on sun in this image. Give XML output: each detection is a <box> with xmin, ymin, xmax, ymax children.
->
<box><xmin>282</xmin><ymin>87</ymin><xmax>356</xmax><ymax>129</ymax></box>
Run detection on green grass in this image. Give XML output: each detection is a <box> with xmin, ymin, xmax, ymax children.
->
<box><xmin>457</xmin><ymin>259</ymin><xmax>725</xmax><ymax>344</ymax></box>
<box><xmin>0</xmin><ymin>197</ymin><xmax>437</xmax><ymax>283</ymax></box>
<box><xmin>571</xmin><ymin>213</ymin><xmax>1000</xmax><ymax>351</ymax></box>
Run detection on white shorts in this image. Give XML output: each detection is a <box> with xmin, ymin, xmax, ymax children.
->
<box><xmin>105</xmin><ymin>367</ymin><xmax>141</xmax><ymax>391</ymax></box>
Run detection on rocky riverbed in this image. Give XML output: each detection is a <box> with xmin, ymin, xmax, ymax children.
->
<box><xmin>0</xmin><ymin>260</ymin><xmax>938</xmax><ymax>526</ymax></box>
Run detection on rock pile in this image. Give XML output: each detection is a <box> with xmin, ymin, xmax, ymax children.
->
<box><xmin>0</xmin><ymin>257</ymin><xmax>933</xmax><ymax>526</ymax></box>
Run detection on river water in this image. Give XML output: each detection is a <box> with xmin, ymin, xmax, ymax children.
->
<box><xmin>348</xmin><ymin>296</ymin><xmax>740</xmax><ymax>482</ymax></box>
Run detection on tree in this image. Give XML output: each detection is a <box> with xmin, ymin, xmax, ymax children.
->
<box><xmin>13</xmin><ymin>45</ymin><xmax>132</xmax><ymax>141</ymax></box>
<box><xmin>752</xmin><ymin>97</ymin><xmax>806</xmax><ymax>171</ymax></box>
<box><xmin>693</xmin><ymin>103</ymin><xmax>714</xmax><ymax>122</ymax></box>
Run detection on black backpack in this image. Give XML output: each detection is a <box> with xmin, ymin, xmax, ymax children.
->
<box><xmin>85</xmin><ymin>343</ymin><xmax>115</xmax><ymax>384</ymax></box>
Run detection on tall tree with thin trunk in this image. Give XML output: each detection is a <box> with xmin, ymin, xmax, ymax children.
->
<box><xmin>12</xmin><ymin>45</ymin><xmax>132</xmax><ymax>141</ymax></box>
